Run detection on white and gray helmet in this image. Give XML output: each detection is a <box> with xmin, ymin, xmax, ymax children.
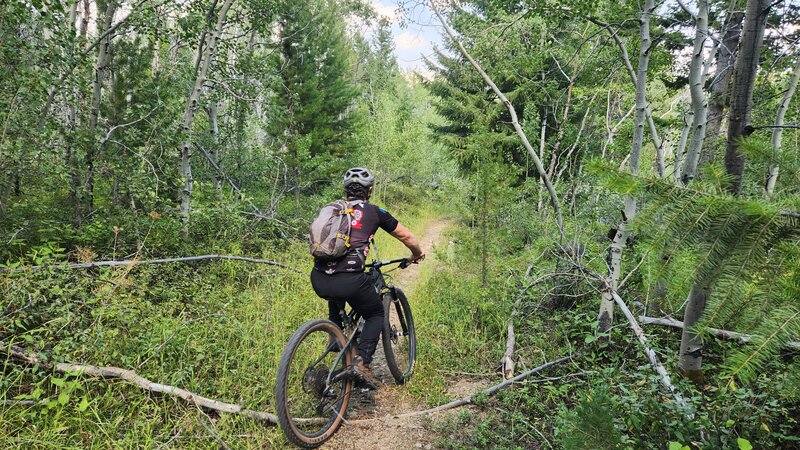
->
<box><xmin>343</xmin><ymin>167</ymin><xmax>374</xmax><ymax>187</ymax></box>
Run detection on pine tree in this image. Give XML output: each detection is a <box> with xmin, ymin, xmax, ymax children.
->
<box><xmin>273</xmin><ymin>0</ymin><xmax>359</xmax><ymax>167</ymax></box>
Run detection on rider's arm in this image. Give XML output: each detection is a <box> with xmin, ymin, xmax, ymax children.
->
<box><xmin>390</xmin><ymin>223</ymin><xmax>425</xmax><ymax>262</ymax></box>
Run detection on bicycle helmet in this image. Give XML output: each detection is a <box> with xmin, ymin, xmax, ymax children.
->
<box><xmin>343</xmin><ymin>167</ymin><xmax>374</xmax><ymax>187</ymax></box>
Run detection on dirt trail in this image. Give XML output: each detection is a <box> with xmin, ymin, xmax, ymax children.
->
<box><xmin>323</xmin><ymin>218</ymin><xmax>489</xmax><ymax>450</ymax></box>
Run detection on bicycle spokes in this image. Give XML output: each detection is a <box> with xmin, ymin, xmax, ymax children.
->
<box><xmin>282</xmin><ymin>326</ymin><xmax>350</xmax><ymax>437</ymax></box>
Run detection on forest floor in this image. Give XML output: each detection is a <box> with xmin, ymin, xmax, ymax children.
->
<box><xmin>324</xmin><ymin>218</ymin><xmax>492</xmax><ymax>450</ymax></box>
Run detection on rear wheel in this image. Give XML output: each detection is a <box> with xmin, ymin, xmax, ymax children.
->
<box><xmin>274</xmin><ymin>319</ymin><xmax>352</xmax><ymax>448</ymax></box>
<box><xmin>382</xmin><ymin>287</ymin><xmax>416</xmax><ymax>383</ymax></box>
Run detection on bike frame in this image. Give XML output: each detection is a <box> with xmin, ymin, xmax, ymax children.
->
<box><xmin>324</xmin><ymin>239</ymin><xmax>408</xmax><ymax>388</ymax></box>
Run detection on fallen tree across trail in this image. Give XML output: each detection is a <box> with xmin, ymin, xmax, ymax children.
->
<box><xmin>2</xmin><ymin>342</ymin><xmax>279</xmax><ymax>424</ymax></box>
<box><xmin>0</xmin><ymin>254</ymin><xmax>302</xmax><ymax>274</ymax></box>
<box><xmin>639</xmin><ymin>316</ymin><xmax>800</xmax><ymax>351</ymax></box>
<box><xmin>347</xmin><ymin>355</ymin><xmax>571</xmax><ymax>423</ymax></box>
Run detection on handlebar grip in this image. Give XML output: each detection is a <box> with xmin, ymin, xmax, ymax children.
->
<box><xmin>399</xmin><ymin>258</ymin><xmax>410</xmax><ymax>269</ymax></box>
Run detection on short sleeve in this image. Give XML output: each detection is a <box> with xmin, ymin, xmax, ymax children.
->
<box><xmin>376</xmin><ymin>205</ymin><xmax>399</xmax><ymax>233</ymax></box>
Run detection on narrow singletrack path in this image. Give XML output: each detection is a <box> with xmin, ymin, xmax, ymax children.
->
<box><xmin>323</xmin><ymin>218</ymin><xmax>489</xmax><ymax>450</ymax></box>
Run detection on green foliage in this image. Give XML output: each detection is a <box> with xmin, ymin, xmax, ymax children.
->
<box><xmin>557</xmin><ymin>386</ymin><xmax>626</xmax><ymax>450</ymax></box>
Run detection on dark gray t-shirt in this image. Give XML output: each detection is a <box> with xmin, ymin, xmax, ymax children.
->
<box><xmin>314</xmin><ymin>201</ymin><xmax>399</xmax><ymax>274</ymax></box>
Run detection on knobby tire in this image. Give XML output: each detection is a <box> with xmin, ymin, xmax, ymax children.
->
<box><xmin>275</xmin><ymin>319</ymin><xmax>352</xmax><ymax>448</ymax></box>
<box><xmin>382</xmin><ymin>287</ymin><xmax>416</xmax><ymax>384</ymax></box>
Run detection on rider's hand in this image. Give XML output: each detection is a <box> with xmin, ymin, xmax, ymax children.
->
<box><xmin>410</xmin><ymin>252</ymin><xmax>425</xmax><ymax>263</ymax></box>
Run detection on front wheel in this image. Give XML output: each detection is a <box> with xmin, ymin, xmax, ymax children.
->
<box><xmin>382</xmin><ymin>287</ymin><xmax>416</xmax><ymax>384</ymax></box>
<box><xmin>274</xmin><ymin>319</ymin><xmax>352</xmax><ymax>448</ymax></box>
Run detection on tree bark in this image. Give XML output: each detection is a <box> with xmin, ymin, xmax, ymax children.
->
<box><xmin>500</xmin><ymin>320</ymin><xmax>515</xmax><ymax>379</ymax></box>
<box><xmin>207</xmin><ymin>103</ymin><xmax>222</xmax><ymax>192</ymax></box>
<box><xmin>85</xmin><ymin>0</ymin><xmax>117</xmax><ymax>216</ymax></box>
<box><xmin>3</xmin><ymin>343</ymin><xmax>278</xmax><ymax>424</ymax></box>
<box><xmin>703</xmin><ymin>10</ymin><xmax>744</xmax><ymax>165</ymax></box>
<box><xmin>640</xmin><ymin>315</ymin><xmax>800</xmax><ymax>350</ymax></box>
<box><xmin>179</xmin><ymin>0</ymin><xmax>235</xmax><ymax>235</ymax></box>
<box><xmin>677</xmin><ymin>284</ymin><xmax>709</xmax><ymax>384</ymax></box>
<box><xmin>589</xmin><ymin>18</ymin><xmax>665</xmax><ymax>177</ymax></box>
<box><xmin>598</xmin><ymin>0</ymin><xmax>654</xmax><ymax>331</ymax></box>
<box><xmin>724</xmin><ymin>0</ymin><xmax>771</xmax><ymax>195</ymax></box>
<box><xmin>0</xmin><ymin>254</ymin><xmax>301</xmax><ymax>273</ymax></box>
<box><xmin>680</xmin><ymin>0</ymin><xmax>710</xmax><ymax>185</ymax></box>
<box><xmin>764</xmin><ymin>58</ymin><xmax>800</xmax><ymax>195</ymax></box>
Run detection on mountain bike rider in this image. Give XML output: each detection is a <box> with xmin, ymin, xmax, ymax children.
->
<box><xmin>310</xmin><ymin>167</ymin><xmax>425</xmax><ymax>387</ymax></box>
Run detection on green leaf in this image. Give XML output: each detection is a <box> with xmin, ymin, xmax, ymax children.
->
<box><xmin>57</xmin><ymin>391</ymin><xmax>69</xmax><ymax>405</ymax></box>
<box><xmin>584</xmin><ymin>334</ymin><xmax>596</xmax><ymax>344</ymax></box>
<box><xmin>50</xmin><ymin>377</ymin><xmax>65</xmax><ymax>387</ymax></box>
<box><xmin>737</xmin><ymin>438</ymin><xmax>753</xmax><ymax>450</ymax></box>
<box><xmin>668</xmin><ymin>442</ymin><xmax>683</xmax><ymax>450</ymax></box>
<box><xmin>726</xmin><ymin>419</ymin><xmax>735</xmax><ymax>427</ymax></box>
<box><xmin>77</xmin><ymin>396</ymin><xmax>90</xmax><ymax>412</ymax></box>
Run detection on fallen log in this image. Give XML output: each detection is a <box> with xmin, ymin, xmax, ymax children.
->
<box><xmin>348</xmin><ymin>355</ymin><xmax>570</xmax><ymax>423</ymax></box>
<box><xmin>639</xmin><ymin>316</ymin><xmax>800</xmax><ymax>351</ymax></box>
<box><xmin>500</xmin><ymin>321</ymin><xmax>516</xmax><ymax>379</ymax></box>
<box><xmin>2</xmin><ymin>343</ymin><xmax>278</xmax><ymax>424</ymax></box>
<box><xmin>573</xmin><ymin>263</ymin><xmax>691</xmax><ymax>412</ymax></box>
<box><xmin>0</xmin><ymin>254</ymin><xmax>302</xmax><ymax>274</ymax></box>
<box><xmin>611</xmin><ymin>292</ymin><xmax>689</xmax><ymax>410</ymax></box>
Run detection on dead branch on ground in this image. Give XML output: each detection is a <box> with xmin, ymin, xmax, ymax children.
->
<box><xmin>639</xmin><ymin>316</ymin><xmax>800</xmax><ymax>350</ymax></box>
<box><xmin>2</xmin><ymin>342</ymin><xmax>279</xmax><ymax>424</ymax></box>
<box><xmin>0</xmin><ymin>254</ymin><xmax>302</xmax><ymax>273</ymax></box>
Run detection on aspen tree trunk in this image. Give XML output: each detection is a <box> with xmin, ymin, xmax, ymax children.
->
<box><xmin>179</xmin><ymin>0</ymin><xmax>235</xmax><ymax>234</ymax></box>
<box><xmin>764</xmin><ymin>58</ymin><xmax>800</xmax><ymax>195</ymax></box>
<box><xmin>680</xmin><ymin>0</ymin><xmax>709</xmax><ymax>185</ymax></box>
<box><xmin>703</xmin><ymin>9</ymin><xmax>744</xmax><ymax>163</ymax></box>
<box><xmin>678</xmin><ymin>285</ymin><xmax>709</xmax><ymax>383</ymax></box>
<box><xmin>598</xmin><ymin>0</ymin><xmax>654</xmax><ymax>332</ymax></box>
<box><xmin>724</xmin><ymin>0</ymin><xmax>771</xmax><ymax>195</ymax></box>
<box><xmin>674</xmin><ymin>113</ymin><xmax>691</xmax><ymax>183</ymax></box>
<box><xmin>589</xmin><ymin>18</ymin><xmax>665</xmax><ymax>177</ymax></box>
<box><xmin>66</xmin><ymin>0</ymin><xmax>82</xmax><ymax>225</ymax></box>
<box><xmin>207</xmin><ymin>103</ymin><xmax>222</xmax><ymax>191</ymax></box>
<box><xmin>678</xmin><ymin>0</ymin><xmax>771</xmax><ymax>380</ymax></box>
<box><xmin>85</xmin><ymin>0</ymin><xmax>117</xmax><ymax>216</ymax></box>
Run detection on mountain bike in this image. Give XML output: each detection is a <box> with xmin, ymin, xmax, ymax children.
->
<box><xmin>274</xmin><ymin>248</ymin><xmax>417</xmax><ymax>448</ymax></box>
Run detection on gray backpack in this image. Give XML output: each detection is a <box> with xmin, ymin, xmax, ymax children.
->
<box><xmin>309</xmin><ymin>199</ymin><xmax>364</xmax><ymax>260</ymax></box>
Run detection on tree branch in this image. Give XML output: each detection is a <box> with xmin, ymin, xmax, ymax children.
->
<box><xmin>0</xmin><ymin>254</ymin><xmax>302</xmax><ymax>273</ymax></box>
<box><xmin>639</xmin><ymin>316</ymin><xmax>800</xmax><ymax>350</ymax></box>
<box><xmin>2</xmin><ymin>342</ymin><xmax>278</xmax><ymax>424</ymax></box>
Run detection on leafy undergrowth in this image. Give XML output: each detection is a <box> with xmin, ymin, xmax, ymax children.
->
<box><xmin>417</xmin><ymin>216</ymin><xmax>800</xmax><ymax>450</ymax></box>
<box><xmin>0</xmin><ymin>203</ymin><xmax>463</xmax><ymax>448</ymax></box>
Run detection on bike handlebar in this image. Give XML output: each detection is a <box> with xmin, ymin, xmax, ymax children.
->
<box><xmin>366</xmin><ymin>258</ymin><xmax>410</xmax><ymax>269</ymax></box>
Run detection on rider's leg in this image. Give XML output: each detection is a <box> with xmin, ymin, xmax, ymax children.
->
<box><xmin>311</xmin><ymin>270</ymin><xmax>383</xmax><ymax>364</ymax></box>
<box><xmin>346</xmin><ymin>274</ymin><xmax>384</xmax><ymax>365</ymax></box>
<box><xmin>326</xmin><ymin>299</ymin><xmax>345</xmax><ymax>328</ymax></box>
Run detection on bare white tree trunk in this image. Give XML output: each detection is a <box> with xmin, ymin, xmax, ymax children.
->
<box><xmin>673</xmin><ymin>112</ymin><xmax>692</xmax><ymax>183</ymax></box>
<box><xmin>85</xmin><ymin>0</ymin><xmax>117</xmax><ymax>214</ymax></box>
<box><xmin>598</xmin><ymin>0</ymin><xmax>655</xmax><ymax>332</ymax></box>
<box><xmin>179</xmin><ymin>0</ymin><xmax>235</xmax><ymax>233</ymax></box>
<box><xmin>680</xmin><ymin>0</ymin><xmax>710</xmax><ymax>185</ymax></box>
<box><xmin>431</xmin><ymin>3</ymin><xmax>564</xmax><ymax>240</ymax></box>
<box><xmin>640</xmin><ymin>315</ymin><xmax>800</xmax><ymax>350</ymax></box>
<box><xmin>589</xmin><ymin>18</ymin><xmax>665</xmax><ymax>177</ymax></box>
<box><xmin>207</xmin><ymin>103</ymin><xmax>222</xmax><ymax>191</ymax></box>
<box><xmin>765</xmin><ymin>58</ymin><xmax>800</xmax><ymax>195</ymax></box>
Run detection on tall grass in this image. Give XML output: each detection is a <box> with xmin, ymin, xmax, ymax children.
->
<box><xmin>1</xmin><ymin>201</ymin><xmax>508</xmax><ymax>448</ymax></box>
